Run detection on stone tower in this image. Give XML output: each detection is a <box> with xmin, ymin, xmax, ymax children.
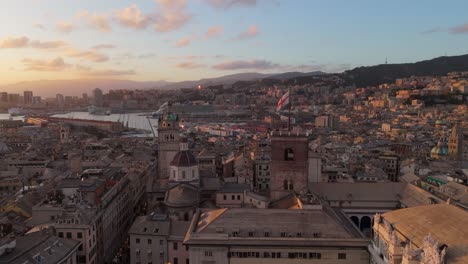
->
<box><xmin>448</xmin><ymin>123</ymin><xmax>463</xmax><ymax>161</ymax></box>
<box><xmin>157</xmin><ymin>112</ymin><xmax>180</xmax><ymax>179</ymax></box>
<box><xmin>270</xmin><ymin>131</ymin><xmax>309</xmax><ymax>199</ymax></box>
<box><xmin>59</xmin><ymin>124</ymin><xmax>70</xmax><ymax>143</ymax></box>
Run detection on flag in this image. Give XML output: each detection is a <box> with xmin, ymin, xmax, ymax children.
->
<box><xmin>276</xmin><ymin>90</ymin><xmax>290</xmax><ymax>111</ymax></box>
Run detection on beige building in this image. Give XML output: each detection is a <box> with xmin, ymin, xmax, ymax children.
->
<box><xmin>184</xmin><ymin>208</ymin><xmax>370</xmax><ymax>264</ymax></box>
<box><xmin>129</xmin><ymin>214</ymin><xmax>170</xmax><ymax>264</ymax></box>
<box><xmin>370</xmin><ymin>204</ymin><xmax>468</xmax><ymax>264</ymax></box>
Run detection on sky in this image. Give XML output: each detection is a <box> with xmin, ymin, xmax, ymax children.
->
<box><xmin>1</xmin><ymin>0</ymin><xmax>468</xmax><ymax>85</ymax></box>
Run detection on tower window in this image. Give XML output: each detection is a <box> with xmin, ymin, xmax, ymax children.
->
<box><xmin>285</xmin><ymin>148</ymin><xmax>294</xmax><ymax>161</ymax></box>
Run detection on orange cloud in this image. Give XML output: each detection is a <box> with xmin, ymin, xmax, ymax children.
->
<box><xmin>154</xmin><ymin>0</ymin><xmax>191</xmax><ymax>32</ymax></box>
<box><xmin>0</xmin><ymin>36</ymin><xmax>29</xmax><ymax>48</ymax></box>
<box><xmin>235</xmin><ymin>25</ymin><xmax>259</xmax><ymax>40</ymax></box>
<box><xmin>176</xmin><ymin>61</ymin><xmax>204</xmax><ymax>69</ymax></box>
<box><xmin>22</xmin><ymin>57</ymin><xmax>71</xmax><ymax>71</ymax></box>
<box><xmin>64</xmin><ymin>47</ymin><xmax>109</xmax><ymax>62</ymax></box>
<box><xmin>175</xmin><ymin>37</ymin><xmax>191</xmax><ymax>48</ymax></box>
<box><xmin>114</xmin><ymin>4</ymin><xmax>150</xmax><ymax>29</ymax></box>
<box><xmin>206</xmin><ymin>26</ymin><xmax>224</xmax><ymax>38</ymax></box>
<box><xmin>77</xmin><ymin>11</ymin><xmax>111</xmax><ymax>32</ymax></box>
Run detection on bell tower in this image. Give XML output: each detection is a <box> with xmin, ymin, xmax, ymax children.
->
<box><xmin>270</xmin><ymin>131</ymin><xmax>309</xmax><ymax>199</ymax></box>
<box><xmin>448</xmin><ymin>123</ymin><xmax>463</xmax><ymax>161</ymax></box>
<box><xmin>157</xmin><ymin>112</ymin><xmax>180</xmax><ymax>179</ymax></box>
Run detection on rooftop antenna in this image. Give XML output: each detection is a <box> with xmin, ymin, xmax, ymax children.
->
<box><xmin>385</xmin><ymin>57</ymin><xmax>388</xmax><ymax>64</ymax></box>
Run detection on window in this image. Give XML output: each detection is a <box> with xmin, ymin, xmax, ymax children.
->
<box><xmin>66</xmin><ymin>232</ymin><xmax>72</xmax><ymax>239</ymax></box>
<box><xmin>159</xmin><ymin>240</ymin><xmax>163</xmax><ymax>245</ymax></box>
<box><xmin>280</xmin><ymin>232</ymin><xmax>287</xmax><ymax>237</ymax></box>
<box><xmin>309</xmin><ymin>253</ymin><xmax>321</xmax><ymax>259</ymax></box>
<box><xmin>338</xmin><ymin>253</ymin><xmax>347</xmax><ymax>259</ymax></box>
<box><xmin>77</xmin><ymin>232</ymin><xmax>83</xmax><ymax>239</ymax></box>
<box><xmin>173</xmin><ymin>242</ymin><xmax>178</xmax><ymax>250</ymax></box>
<box><xmin>231</xmin><ymin>195</ymin><xmax>235</xmax><ymax>200</ymax></box>
<box><xmin>285</xmin><ymin>148</ymin><xmax>294</xmax><ymax>161</ymax></box>
<box><xmin>264</xmin><ymin>232</ymin><xmax>269</xmax><ymax>237</ymax></box>
<box><xmin>136</xmin><ymin>238</ymin><xmax>140</xmax><ymax>244</ymax></box>
<box><xmin>237</xmin><ymin>195</ymin><xmax>241</xmax><ymax>200</ymax></box>
<box><xmin>185</xmin><ymin>259</ymin><xmax>189</xmax><ymax>264</ymax></box>
<box><xmin>136</xmin><ymin>249</ymin><xmax>140</xmax><ymax>256</ymax></box>
<box><xmin>182</xmin><ymin>171</ymin><xmax>186</xmax><ymax>179</ymax></box>
<box><xmin>173</xmin><ymin>258</ymin><xmax>178</xmax><ymax>264</ymax></box>
<box><xmin>204</xmin><ymin>251</ymin><xmax>213</xmax><ymax>257</ymax></box>
<box><xmin>248</xmin><ymin>231</ymin><xmax>254</xmax><ymax>237</ymax></box>
<box><xmin>147</xmin><ymin>239</ymin><xmax>152</xmax><ymax>245</ymax></box>
<box><xmin>78</xmin><ymin>244</ymin><xmax>83</xmax><ymax>251</ymax></box>
<box><xmin>223</xmin><ymin>195</ymin><xmax>226</xmax><ymax>200</ymax></box>
<box><xmin>58</xmin><ymin>232</ymin><xmax>63</xmax><ymax>238</ymax></box>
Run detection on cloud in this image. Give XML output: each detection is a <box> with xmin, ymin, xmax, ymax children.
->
<box><xmin>30</xmin><ymin>40</ymin><xmax>67</xmax><ymax>49</ymax></box>
<box><xmin>92</xmin><ymin>44</ymin><xmax>116</xmax><ymax>50</ymax></box>
<box><xmin>175</xmin><ymin>37</ymin><xmax>191</xmax><ymax>47</ymax></box>
<box><xmin>235</xmin><ymin>25</ymin><xmax>259</xmax><ymax>40</ymax></box>
<box><xmin>449</xmin><ymin>23</ymin><xmax>468</xmax><ymax>34</ymax></box>
<box><xmin>33</xmin><ymin>23</ymin><xmax>46</xmax><ymax>30</ymax></box>
<box><xmin>56</xmin><ymin>22</ymin><xmax>74</xmax><ymax>33</ymax></box>
<box><xmin>154</xmin><ymin>0</ymin><xmax>191</xmax><ymax>32</ymax></box>
<box><xmin>423</xmin><ymin>23</ymin><xmax>468</xmax><ymax>34</ymax></box>
<box><xmin>206</xmin><ymin>26</ymin><xmax>224</xmax><ymax>38</ymax></box>
<box><xmin>77</xmin><ymin>11</ymin><xmax>111</xmax><ymax>32</ymax></box>
<box><xmin>213</xmin><ymin>59</ymin><xmax>278</xmax><ymax>70</ymax></box>
<box><xmin>81</xmin><ymin>69</ymin><xmax>136</xmax><ymax>77</ymax></box>
<box><xmin>206</xmin><ymin>0</ymin><xmax>256</xmax><ymax>9</ymax></box>
<box><xmin>22</xmin><ymin>57</ymin><xmax>71</xmax><ymax>71</ymax></box>
<box><xmin>64</xmin><ymin>48</ymin><xmax>109</xmax><ymax>62</ymax></box>
<box><xmin>114</xmin><ymin>4</ymin><xmax>150</xmax><ymax>29</ymax></box>
<box><xmin>0</xmin><ymin>36</ymin><xmax>29</xmax><ymax>48</ymax></box>
<box><xmin>176</xmin><ymin>61</ymin><xmax>204</xmax><ymax>69</ymax></box>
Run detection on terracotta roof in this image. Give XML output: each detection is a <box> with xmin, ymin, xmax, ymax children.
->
<box><xmin>170</xmin><ymin>150</ymin><xmax>197</xmax><ymax>167</ymax></box>
<box><xmin>381</xmin><ymin>204</ymin><xmax>468</xmax><ymax>264</ymax></box>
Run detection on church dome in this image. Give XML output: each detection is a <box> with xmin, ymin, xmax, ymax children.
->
<box><xmin>170</xmin><ymin>150</ymin><xmax>197</xmax><ymax>167</ymax></box>
<box><xmin>164</xmin><ymin>184</ymin><xmax>198</xmax><ymax>208</ymax></box>
<box><xmin>431</xmin><ymin>139</ymin><xmax>448</xmax><ymax>156</ymax></box>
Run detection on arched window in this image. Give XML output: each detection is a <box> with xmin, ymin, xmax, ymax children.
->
<box><xmin>285</xmin><ymin>148</ymin><xmax>294</xmax><ymax>161</ymax></box>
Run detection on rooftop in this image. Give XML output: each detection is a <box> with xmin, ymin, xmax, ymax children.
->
<box><xmin>380</xmin><ymin>204</ymin><xmax>468</xmax><ymax>264</ymax></box>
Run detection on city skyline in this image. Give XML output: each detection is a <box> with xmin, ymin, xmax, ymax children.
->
<box><xmin>1</xmin><ymin>0</ymin><xmax>468</xmax><ymax>85</ymax></box>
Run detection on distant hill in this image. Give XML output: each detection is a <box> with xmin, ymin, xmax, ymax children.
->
<box><xmin>161</xmin><ymin>72</ymin><xmax>272</xmax><ymax>90</ymax></box>
<box><xmin>0</xmin><ymin>79</ymin><xmax>169</xmax><ymax>97</ymax></box>
<box><xmin>268</xmin><ymin>71</ymin><xmax>325</xmax><ymax>80</ymax></box>
<box><xmin>344</xmin><ymin>54</ymin><xmax>468</xmax><ymax>87</ymax></box>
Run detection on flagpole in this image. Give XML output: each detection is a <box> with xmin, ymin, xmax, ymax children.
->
<box><xmin>288</xmin><ymin>84</ymin><xmax>292</xmax><ymax>132</ymax></box>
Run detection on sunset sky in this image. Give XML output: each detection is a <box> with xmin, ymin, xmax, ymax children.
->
<box><xmin>1</xmin><ymin>0</ymin><xmax>468</xmax><ymax>85</ymax></box>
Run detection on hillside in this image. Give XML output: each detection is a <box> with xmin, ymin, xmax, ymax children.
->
<box><xmin>344</xmin><ymin>54</ymin><xmax>468</xmax><ymax>87</ymax></box>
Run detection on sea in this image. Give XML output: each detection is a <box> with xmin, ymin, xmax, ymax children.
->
<box><xmin>0</xmin><ymin>112</ymin><xmax>158</xmax><ymax>132</ymax></box>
